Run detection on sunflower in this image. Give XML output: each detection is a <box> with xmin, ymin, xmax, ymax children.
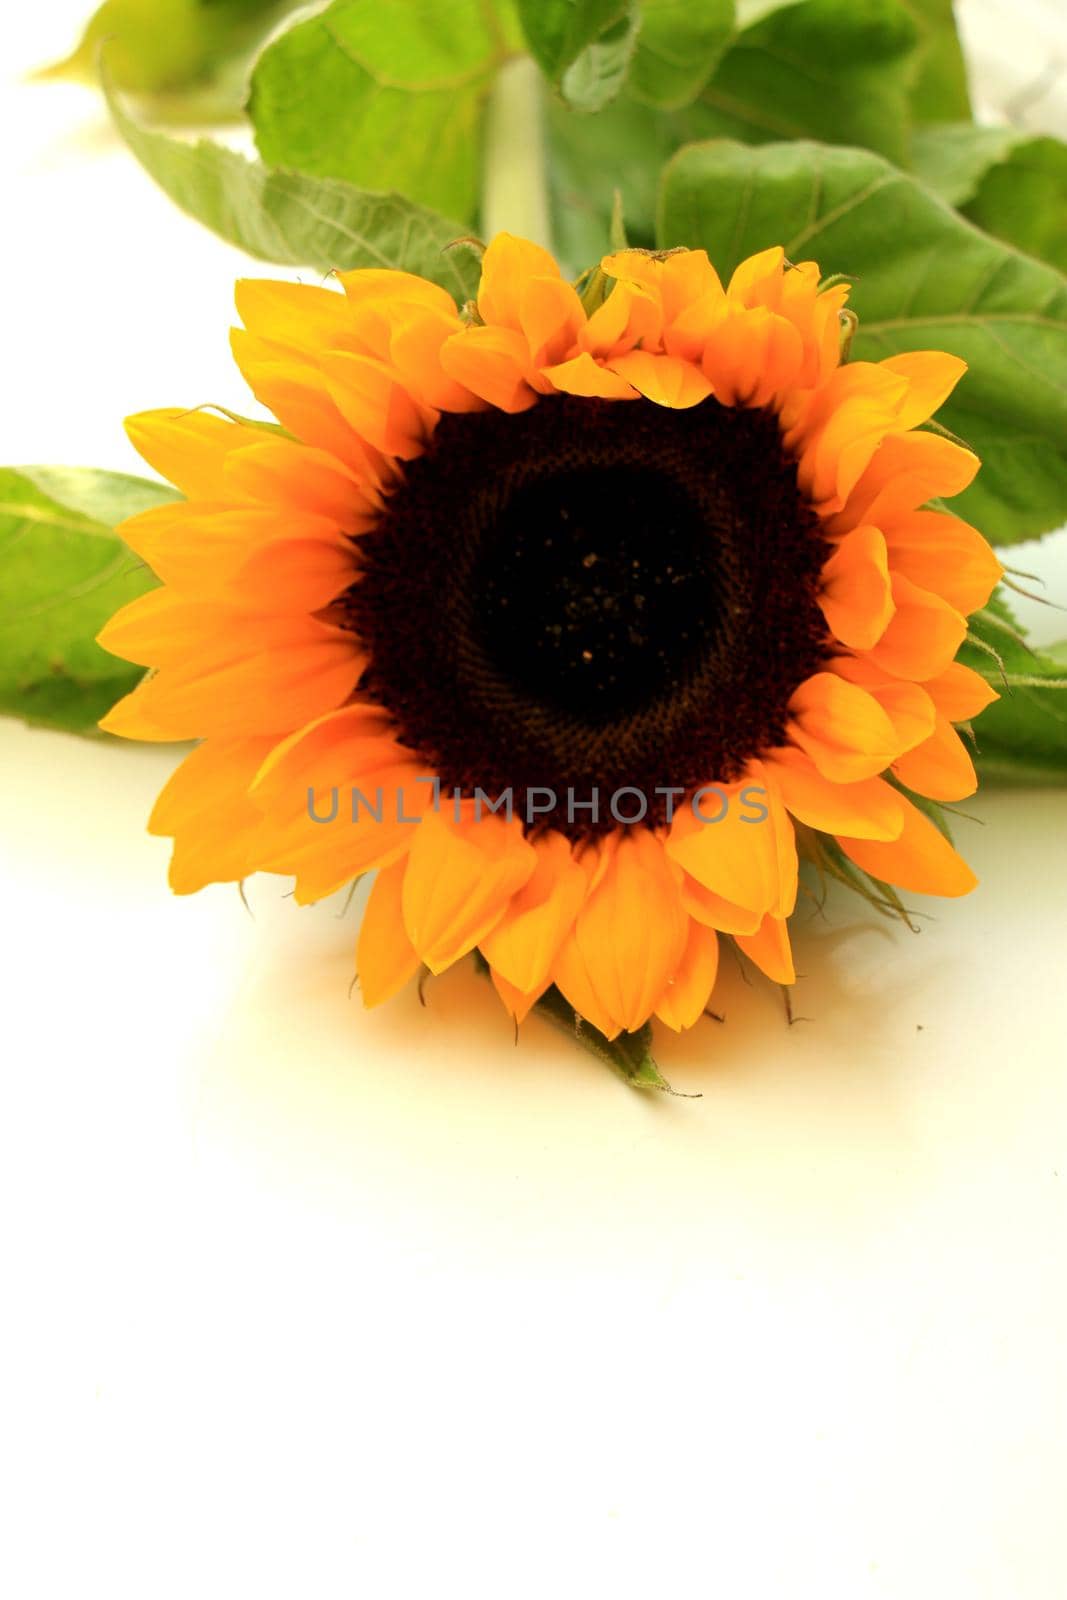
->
<box><xmin>98</xmin><ymin>234</ymin><xmax>1002</xmax><ymax>1040</ymax></box>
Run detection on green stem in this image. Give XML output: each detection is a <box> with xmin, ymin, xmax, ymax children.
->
<box><xmin>481</xmin><ymin>55</ymin><xmax>552</xmax><ymax>250</ymax></box>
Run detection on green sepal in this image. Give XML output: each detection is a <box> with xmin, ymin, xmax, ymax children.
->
<box><xmin>472</xmin><ymin>954</ymin><xmax>694</xmax><ymax>1094</ymax></box>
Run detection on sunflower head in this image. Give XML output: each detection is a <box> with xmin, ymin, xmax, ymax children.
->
<box><xmin>98</xmin><ymin>233</ymin><xmax>1002</xmax><ymax>1040</ymax></box>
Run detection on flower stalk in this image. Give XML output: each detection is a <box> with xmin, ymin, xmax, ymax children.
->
<box><xmin>481</xmin><ymin>55</ymin><xmax>552</xmax><ymax>252</ymax></box>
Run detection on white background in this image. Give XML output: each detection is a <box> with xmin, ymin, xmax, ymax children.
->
<box><xmin>2</xmin><ymin>4</ymin><xmax>1066</xmax><ymax>1595</ymax></box>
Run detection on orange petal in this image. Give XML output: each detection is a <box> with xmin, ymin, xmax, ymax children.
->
<box><xmin>883</xmin><ymin>510</ymin><xmax>1002</xmax><ymax>615</ymax></box>
<box><xmin>763</xmin><ymin>745</ymin><xmax>904</xmax><ymax>841</ymax></box>
<box><xmin>440</xmin><ymin>325</ymin><xmax>543</xmax><ymax>412</ymax></box>
<box><xmin>229</xmin><ymin>329</ymin><xmax>386</xmax><ymax>482</ymax></box>
<box><xmin>489</xmin><ymin>966</ymin><xmax>550</xmax><ymax>1026</ymax></box>
<box><xmin>552</xmin><ymin>926</ymin><xmax>624</xmax><ymax>1040</ymax></box>
<box><xmin>224</xmin><ymin>439</ymin><xmax>376</xmax><ymax>524</ymax></box>
<box><xmin>735</xmin><ymin>914</ymin><xmax>795</xmax><ymax>985</ymax></box>
<box><xmin>701</xmin><ymin>307</ymin><xmax>803</xmax><ymax>406</ymax></box>
<box><xmin>479</xmin><ymin>830</ymin><xmax>589</xmax><ymax>995</ymax></box>
<box><xmin>726</xmin><ymin>246</ymin><xmax>785</xmax><ymax>307</ymax></box>
<box><xmin>148</xmin><ymin>735</ymin><xmax>278</xmax><ymax>893</ymax></box>
<box><xmin>520</xmin><ymin>275</ymin><xmax>585</xmax><ymax>366</ymax></box>
<box><xmin>101</xmin><ymin>620</ymin><xmax>362</xmax><ymax>741</ymax></box>
<box><xmin>569</xmin><ymin>829</ymin><xmax>689</xmax><ymax>1034</ymax></box>
<box><xmin>922</xmin><ymin>662</ymin><xmax>998</xmax><ymax>722</ymax></box>
<box><xmin>581</xmin><ymin>281</ymin><xmax>663</xmax><ymax>359</ymax></box>
<box><xmin>788</xmin><ymin>672</ymin><xmax>901</xmax><ymax>781</ymax></box>
<box><xmin>818</xmin><ymin>524</ymin><xmax>895</xmax><ymax>649</ymax></box>
<box><xmin>336</xmin><ymin>267</ymin><xmax>457</xmax><ymax>319</ymax></box>
<box><xmin>892</xmin><ymin>716</ymin><xmax>978</xmax><ymax>801</ymax></box>
<box><xmin>837</xmin><ymin>797</ymin><xmax>977</xmax><ymax>897</ymax></box>
<box><xmin>235</xmin><ymin>278</ymin><xmax>358</xmax><ymax>353</ymax></box>
<box><xmin>828</xmin><ymin>431</ymin><xmax>980</xmax><ymax>535</ymax></box>
<box><xmin>389</xmin><ymin>306</ymin><xmax>484</xmax><ymax>412</ymax></box>
<box><xmin>829</xmin><ymin>657</ymin><xmax>937</xmax><ymax>753</ymax></box>
<box><xmin>677</xmin><ymin>874</ymin><xmax>764</xmax><ymax>935</ymax></box>
<box><xmin>666</xmin><ymin>767</ymin><xmax>797</xmax><ymax>917</ymax></box>
<box><xmin>401</xmin><ymin>805</ymin><xmax>537</xmax><ymax>973</ymax></box>
<box><xmin>654</xmin><ymin>920</ymin><xmax>719</xmax><ymax>1031</ymax></box>
<box><xmin>606</xmin><ymin>350</ymin><xmax>712</xmax><ymax>408</ymax></box>
<box><xmin>864</xmin><ymin>573</ymin><xmax>967</xmax><ymax>681</ymax></box>
<box><xmin>879</xmin><ymin>351</ymin><xmax>967</xmax><ymax>429</ymax></box>
<box><xmin>357</xmin><ymin>858</ymin><xmax>421</xmax><ymax>1007</ymax></box>
<box><xmin>543</xmin><ymin>351</ymin><xmax>637</xmax><ymax>399</ymax></box>
<box><xmin>125</xmin><ymin>407</ymin><xmax>268</xmax><ymax>499</ymax></box>
<box><xmin>320</xmin><ymin>350</ymin><xmax>437</xmax><ymax>458</ymax></box>
<box><xmin>478</xmin><ymin>234</ymin><xmax>561</xmax><ymax>329</ymax></box>
<box><xmin>248</xmin><ymin>705</ymin><xmax>428</xmax><ymax>900</ymax></box>
<box><xmin>118</xmin><ymin>502</ymin><xmax>350</xmax><ymax>601</ymax></box>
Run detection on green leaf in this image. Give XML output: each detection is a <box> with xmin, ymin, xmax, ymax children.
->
<box><xmin>960</xmin><ymin>593</ymin><xmax>1067</xmax><ymax>782</ymax></box>
<box><xmin>546</xmin><ymin>0</ymin><xmax>920</xmax><ymax>269</ymax></box>
<box><xmin>36</xmin><ymin>0</ymin><xmax>308</xmax><ymax>116</ymax></box>
<box><xmin>628</xmin><ymin>0</ymin><xmax>735</xmax><ymax>109</ymax></box>
<box><xmin>0</xmin><ymin>468</ymin><xmax>175</xmax><ymax>734</ymax></box>
<box><xmin>516</xmin><ymin>0</ymin><xmax>640</xmax><ymax>112</ymax></box>
<box><xmin>658</xmin><ymin>138</ymin><xmax>1067</xmax><ymax>544</ymax></box>
<box><xmin>547</xmin><ymin>90</ymin><xmax>673</xmax><ymax>268</ymax></box>
<box><xmin>899</xmin><ymin>0</ymin><xmax>972</xmax><ymax>123</ymax></box>
<box><xmin>691</xmin><ymin>0</ymin><xmax>920</xmax><ymax>166</ymax></box>
<box><xmin>249</xmin><ymin>0</ymin><xmax>512</xmax><ymax>224</ymax></box>
<box><xmin>914</xmin><ymin>125</ymin><xmax>1067</xmax><ymax>275</ymax></box>
<box><xmin>106</xmin><ymin>80</ymin><xmax>481</xmax><ymax>302</ymax></box>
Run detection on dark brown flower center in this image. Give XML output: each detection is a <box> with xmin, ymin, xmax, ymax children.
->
<box><xmin>341</xmin><ymin>393</ymin><xmax>830</xmax><ymax>835</ymax></box>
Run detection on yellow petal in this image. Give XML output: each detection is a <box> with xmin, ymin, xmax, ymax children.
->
<box><xmin>478</xmin><ymin>233</ymin><xmax>561</xmax><ymax>328</ymax></box>
<box><xmin>358</xmin><ymin>858</ymin><xmax>421</xmax><ymax>1007</ymax></box>
<box><xmin>235</xmin><ymin>277</ymin><xmax>357</xmax><ymax>353</ymax></box>
<box><xmin>654</xmin><ymin>920</ymin><xmax>719</xmax><ymax>1031</ymax></box>
<box><xmin>763</xmin><ymin>745</ymin><xmax>904</xmax><ymax>840</ymax></box>
<box><xmin>125</xmin><ymin>407</ymin><xmax>268</xmax><ymax>498</ymax></box>
<box><xmin>837</xmin><ymin>796</ymin><xmax>978</xmax><ymax>897</ymax></box>
<box><xmin>229</xmin><ymin>329</ymin><xmax>386</xmax><ymax>482</ymax></box>
<box><xmin>401</xmin><ymin>805</ymin><xmax>537</xmax><ymax>973</ymax></box>
<box><xmin>569</xmin><ymin>829</ymin><xmax>688</xmax><ymax>1033</ymax></box>
<box><xmin>520</xmin><ymin>275</ymin><xmax>585</xmax><ymax>365</ymax></box>
<box><xmin>666</xmin><ymin>767</ymin><xmax>797</xmax><ymax>917</ymax></box>
<box><xmin>479</xmin><ymin>830</ymin><xmax>589</xmax><ymax>995</ymax></box>
<box><xmin>735</xmin><ymin>914</ymin><xmax>795</xmax><ymax>984</ymax></box>
<box><xmin>864</xmin><ymin>573</ymin><xmax>967</xmax><ymax>681</ymax></box>
<box><xmin>320</xmin><ymin>350</ymin><xmax>437</xmax><ymax>458</ymax></box>
<box><xmin>224</xmin><ymin>439</ymin><xmax>376</xmax><ymax>524</ymax></box>
<box><xmin>606</xmin><ymin>350</ymin><xmax>713</xmax><ymax>408</ymax></box>
<box><xmin>891</xmin><ymin>716</ymin><xmax>978</xmax><ymax>801</ymax></box>
<box><xmin>103</xmin><ymin>626</ymin><xmax>362</xmax><ymax>741</ymax></box>
<box><xmin>148</xmin><ymin>735</ymin><xmax>278</xmax><ymax>893</ymax></box>
<box><xmin>440</xmin><ymin>325</ymin><xmax>543</xmax><ymax>412</ymax></box>
<box><xmin>818</xmin><ymin>524</ymin><xmax>895</xmax><ymax>649</ymax></box>
<box><xmin>828</xmin><ymin>431</ymin><xmax>980</xmax><ymax>535</ymax></box>
<box><xmin>829</xmin><ymin>657</ymin><xmax>938</xmax><ymax>754</ymax></box>
<box><xmin>878</xmin><ymin>351</ymin><xmax>967</xmax><ymax>429</ymax></box>
<box><xmin>788</xmin><ymin>672</ymin><xmax>901</xmax><ymax>781</ymax></box>
<box><xmin>678</xmin><ymin>874</ymin><xmax>764</xmax><ymax>935</ymax></box>
<box><xmin>489</xmin><ymin>966</ymin><xmax>550</xmax><ymax>1025</ymax></box>
<box><xmin>580</xmin><ymin>280</ymin><xmax>663</xmax><ymax>359</ymax></box>
<box><xmin>389</xmin><ymin>306</ymin><xmax>484</xmax><ymax>412</ymax></box>
<box><xmin>541</xmin><ymin>352</ymin><xmax>635</xmax><ymax>398</ymax></box>
<box><xmin>337</xmin><ymin>266</ymin><xmax>457</xmax><ymax>319</ymax></box>
<box><xmin>884</xmin><ymin>510</ymin><xmax>1002</xmax><ymax>615</ymax></box>
<box><xmin>922</xmin><ymin>661</ymin><xmax>998</xmax><ymax>722</ymax></box>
